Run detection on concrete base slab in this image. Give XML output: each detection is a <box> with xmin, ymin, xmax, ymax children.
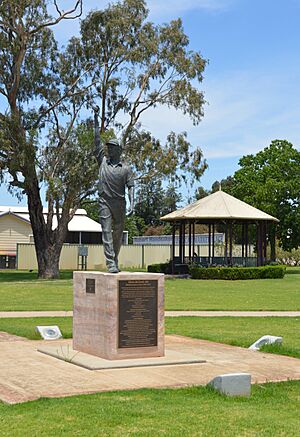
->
<box><xmin>38</xmin><ymin>342</ymin><xmax>206</xmax><ymax>370</ymax></box>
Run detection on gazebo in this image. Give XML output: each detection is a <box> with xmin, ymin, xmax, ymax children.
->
<box><xmin>161</xmin><ymin>190</ymin><xmax>279</xmax><ymax>273</ymax></box>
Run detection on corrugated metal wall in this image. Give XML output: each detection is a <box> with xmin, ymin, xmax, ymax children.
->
<box><xmin>17</xmin><ymin>244</ymin><xmax>204</xmax><ymax>270</ymax></box>
<box><xmin>17</xmin><ymin>243</ymin><xmax>249</xmax><ymax>270</ymax></box>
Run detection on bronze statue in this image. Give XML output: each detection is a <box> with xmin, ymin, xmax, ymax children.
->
<box><xmin>94</xmin><ymin>107</ymin><xmax>134</xmax><ymax>273</ymax></box>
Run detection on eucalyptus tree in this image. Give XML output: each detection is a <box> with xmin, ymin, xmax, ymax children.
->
<box><xmin>0</xmin><ymin>0</ymin><xmax>208</xmax><ymax>278</ymax></box>
<box><xmin>0</xmin><ymin>0</ymin><xmax>91</xmax><ymax>278</ymax></box>
<box><xmin>69</xmin><ymin>0</ymin><xmax>208</xmax><ymax>184</ymax></box>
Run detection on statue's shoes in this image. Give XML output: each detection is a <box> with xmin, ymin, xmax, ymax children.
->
<box><xmin>108</xmin><ymin>266</ymin><xmax>119</xmax><ymax>274</ymax></box>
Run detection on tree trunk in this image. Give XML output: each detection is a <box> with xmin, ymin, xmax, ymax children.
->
<box><xmin>35</xmin><ymin>243</ymin><xmax>62</xmax><ymax>279</ymax></box>
<box><xmin>26</xmin><ymin>176</ymin><xmax>68</xmax><ymax>279</ymax></box>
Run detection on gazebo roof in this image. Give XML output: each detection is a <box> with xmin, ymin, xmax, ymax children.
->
<box><xmin>161</xmin><ymin>190</ymin><xmax>279</xmax><ymax>222</ymax></box>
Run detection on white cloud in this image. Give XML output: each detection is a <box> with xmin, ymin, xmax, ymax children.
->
<box><xmin>81</xmin><ymin>0</ymin><xmax>232</xmax><ymax>16</ymax></box>
<box><xmin>51</xmin><ymin>0</ymin><xmax>232</xmax><ymax>43</ymax></box>
<box><xmin>136</xmin><ymin>67</ymin><xmax>300</xmax><ymax>160</ymax></box>
<box><xmin>147</xmin><ymin>0</ymin><xmax>233</xmax><ymax>18</ymax></box>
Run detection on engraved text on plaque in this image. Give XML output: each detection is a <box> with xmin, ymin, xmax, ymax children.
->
<box><xmin>118</xmin><ymin>280</ymin><xmax>158</xmax><ymax>348</ymax></box>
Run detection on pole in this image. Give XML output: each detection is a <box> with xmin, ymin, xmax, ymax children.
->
<box><xmin>189</xmin><ymin>221</ymin><xmax>192</xmax><ymax>262</ymax></box>
<box><xmin>225</xmin><ymin>221</ymin><xmax>228</xmax><ymax>265</ymax></box>
<box><xmin>229</xmin><ymin>221</ymin><xmax>233</xmax><ymax>266</ymax></box>
<box><xmin>192</xmin><ymin>221</ymin><xmax>195</xmax><ymax>262</ymax></box>
<box><xmin>172</xmin><ymin>223</ymin><xmax>175</xmax><ymax>274</ymax></box>
<box><xmin>212</xmin><ymin>223</ymin><xmax>215</xmax><ymax>263</ymax></box>
<box><xmin>182</xmin><ymin>222</ymin><xmax>186</xmax><ymax>264</ymax></box>
<box><xmin>208</xmin><ymin>223</ymin><xmax>211</xmax><ymax>264</ymax></box>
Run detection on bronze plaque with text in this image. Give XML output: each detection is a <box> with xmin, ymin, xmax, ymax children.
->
<box><xmin>86</xmin><ymin>278</ymin><xmax>95</xmax><ymax>294</ymax></box>
<box><xmin>118</xmin><ymin>279</ymin><xmax>158</xmax><ymax>348</ymax></box>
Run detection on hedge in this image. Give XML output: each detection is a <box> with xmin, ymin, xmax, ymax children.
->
<box><xmin>147</xmin><ymin>262</ymin><xmax>170</xmax><ymax>274</ymax></box>
<box><xmin>189</xmin><ymin>265</ymin><xmax>286</xmax><ymax>280</ymax></box>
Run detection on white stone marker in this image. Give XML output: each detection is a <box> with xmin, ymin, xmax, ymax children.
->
<box><xmin>208</xmin><ymin>373</ymin><xmax>251</xmax><ymax>397</ymax></box>
<box><xmin>248</xmin><ymin>335</ymin><xmax>282</xmax><ymax>351</ymax></box>
<box><xmin>35</xmin><ymin>325</ymin><xmax>62</xmax><ymax>340</ymax></box>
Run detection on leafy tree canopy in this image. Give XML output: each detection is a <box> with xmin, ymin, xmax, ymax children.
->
<box><xmin>231</xmin><ymin>140</ymin><xmax>300</xmax><ymax>251</ymax></box>
<box><xmin>194</xmin><ymin>176</ymin><xmax>234</xmax><ymax>200</ymax></box>
<box><xmin>134</xmin><ymin>180</ymin><xmax>182</xmax><ymax>229</ymax></box>
<box><xmin>69</xmin><ymin>0</ymin><xmax>208</xmax><ymax>184</ymax></box>
<box><xmin>0</xmin><ymin>0</ymin><xmax>207</xmax><ymax>277</ymax></box>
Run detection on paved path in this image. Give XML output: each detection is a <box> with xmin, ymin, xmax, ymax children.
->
<box><xmin>0</xmin><ymin>334</ymin><xmax>299</xmax><ymax>404</ymax></box>
<box><xmin>0</xmin><ymin>310</ymin><xmax>299</xmax><ymax>318</ymax></box>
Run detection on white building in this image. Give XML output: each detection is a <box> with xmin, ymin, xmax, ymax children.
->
<box><xmin>0</xmin><ymin>206</ymin><xmax>103</xmax><ymax>268</ymax></box>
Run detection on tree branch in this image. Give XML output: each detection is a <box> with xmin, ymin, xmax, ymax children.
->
<box><xmin>30</xmin><ymin>1</ymin><xmax>83</xmax><ymax>35</ymax></box>
<box><xmin>0</xmin><ymin>21</ymin><xmax>18</xmax><ymax>34</ymax></box>
<box><xmin>79</xmin><ymin>189</ymin><xmax>97</xmax><ymax>203</ymax></box>
<box><xmin>33</xmin><ymin>65</ymin><xmax>93</xmax><ymax>128</ymax></box>
<box><xmin>0</xmin><ymin>86</ymin><xmax>8</xmax><ymax>98</ymax></box>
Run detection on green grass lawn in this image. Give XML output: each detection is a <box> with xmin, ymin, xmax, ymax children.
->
<box><xmin>166</xmin><ymin>316</ymin><xmax>300</xmax><ymax>359</ymax></box>
<box><xmin>0</xmin><ymin>269</ymin><xmax>74</xmax><ymax>282</ymax></box>
<box><xmin>0</xmin><ymin>381</ymin><xmax>299</xmax><ymax>436</ymax></box>
<box><xmin>1</xmin><ymin>269</ymin><xmax>299</xmax><ymax>436</ymax></box>
<box><xmin>0</xmin><ymin>269</ymin><xmax>300</xmax><ymax>311</ymax></box>
<box><xmin>0</xmin><ymin>279</ymin><xmax>73</xmax><ymax>311</ymax></box>
<box><xmin>165</xmin><ymin>274</ymin><xmax>300</xmax><ymax>310</ymax></box>
<box><xmin>1</xmin><ymin>316</ymin><xmax>299</xmax><ymax>359</ymax></box>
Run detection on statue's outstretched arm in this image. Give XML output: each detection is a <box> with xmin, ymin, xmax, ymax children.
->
<box><xmin>126</xmin><ymin>166</ymin><xmax>135</xmax><ymax>216</ymax></box>
<box><xmin>127</xmin><ymin>185</ymin><xmax>134</xmax><ymax>216</ymax></box>
<box><xmin>93</xmin><ymin>106</ymin><xmax>104</xmax><ymax>165</ymax></box>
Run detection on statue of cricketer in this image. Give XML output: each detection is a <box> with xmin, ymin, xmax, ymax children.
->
<box><xmin>93</xmin><ymin>106</ymin><xmax>134</xmax><ymax>273</ymax></box>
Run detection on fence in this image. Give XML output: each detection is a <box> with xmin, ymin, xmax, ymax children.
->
<box><xmin>17</xmin><ymin>243</ymin><xmax>252</xmax><ymax>270</ymax></box>
<box><xmin>17</xmin><ymin>243</ymin><xmax>172</xmax><ymax>270</ymax></box>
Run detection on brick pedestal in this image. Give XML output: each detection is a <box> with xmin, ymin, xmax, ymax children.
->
<box><xmin>73</xmin><ymin>271</ymin><xmax>164</xmax><ymax>360</ymax></box>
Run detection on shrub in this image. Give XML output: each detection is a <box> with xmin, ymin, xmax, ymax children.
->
<box><xmin>273</xmin><ymin>244</ymin><xmax>300</xmax><ymax>266</ymax></box>
<box><xmin>189</xmin><ymin>265</ymin><xmax>286</xmax><ymax>280</ymax></box>
<box><xmin>147</xmin><ymin>262</ymin><xmax>170</xmax><ymax>274</ymax></box>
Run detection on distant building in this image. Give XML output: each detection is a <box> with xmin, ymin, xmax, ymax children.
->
<box><xmin>0</xmin><ymin>206</ymin><xmax>126</xmax><ymax>269</ymax></box>
<box><xmin>132</xmin><ymin>233</ymin><xmax>225</xmax><ymax>246</ymax></box>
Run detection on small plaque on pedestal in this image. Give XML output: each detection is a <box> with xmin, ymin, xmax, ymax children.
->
<box><xmin>73</xmin><ymin>272</ymin><xmax>164</xmax><ymax>360</ymax></box>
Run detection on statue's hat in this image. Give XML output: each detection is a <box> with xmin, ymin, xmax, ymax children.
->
<box><xmin>106</xmin><ymin>138</ymin><xmax>120</xmax><ymax>147</ymax></box>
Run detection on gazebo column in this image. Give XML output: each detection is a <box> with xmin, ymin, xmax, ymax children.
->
<box><xmin>182</xmin><ymin>222</ymin><xmax>186</xmax><ymax>264</ymax></box>
<box><xmin>179</xmin><ymin>222</ymin><xmax>183</xmax><ymax>264</ymax></box>
<box><xmin>208</xmin><ymin>223</ymin><xmax>212</xmax><ymax>264</ymax></box>
<box><xmin>260</xmin><ymin>222</ymin><xmax>264</xmax><ymax>266</ymax></box>
<box><xmin>171</xmin><ymin>222</ymin><xmax>176</xmax><ymax>274</ymax></box>
<box><xmin>188</xmin><ymin>221</ymin><xmax>192</xmax><ymax>263</ymax></box>
<box><xmin>178</xmin><ymin>222</ymin><xmax>182</xmax><ymax>264</ymax></box>
<box><xmin>225</xmin><ymin>221</ymin><xmax>228</xmax><ymax>265</ymax></box>
<box><xmin>229</xmin><ymin>221</ymin><xmax>233</xmax><ymax>266</ymax></box>
<box><xmin>245</xmin><ymin>222</ymin><xmax>249</xmax><ymax>265</ymax></box>
<box><xmin>263</xmin><ymin>222</ymin><xmax>268</xmax><ymax>263</ymax></box>
<box><xmin>256</xmin><ymin>221</ymin><xmax>264</xmax><ymax>267</ymax></box>
<box><xmin>259</xmin><ymin>221</ymin><xmax>267</xmax><ymax>266</ymax></box>
<box><xmin>212</xmin><ymin>223</ymin><xmax>215</xmax><ymax>264</ymax></box>
<box><xmin>192</xmin><ymin>221</ymin><xmax>195</xmax><ymax>262</ymax></box>
<box><xmin>242</xmin><ymin>222</ymin><xmax>245</xmax><ymax>264</ymax></box>
<box><xmin>256</xmin><ymin>222</ymin><xmax>258</xmax><ymax>266</ymax></box>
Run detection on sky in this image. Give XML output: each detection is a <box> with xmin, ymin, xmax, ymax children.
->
<box><xmin>1</xmin><ymin>0</ymin><xmax>300</xmax><ymax>206</ymax></box>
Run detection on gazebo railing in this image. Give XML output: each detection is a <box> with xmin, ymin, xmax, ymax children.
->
<box><xmin>184</xmin><ymin>256</ymin><xmax>259</xmax><ymax>267</ymax></box>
